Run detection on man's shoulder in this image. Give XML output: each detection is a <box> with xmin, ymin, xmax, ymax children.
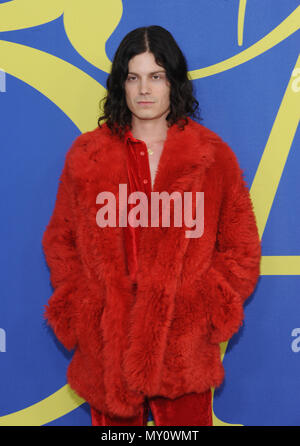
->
<box><xmin>70</xmin><ymin>123</ymin><xmax>112</xmax><ymax>149</ymax></box>
<box><xmin>65</xmin><ymin>122</ymin><xmax>117</xmax><ymax>162</ymax></box>
<box><xmin>188</xmin><ymin>118</ymin><xmax>239</xmax><ymax>166</ymax></box>
<box><xmin>188</xmin><ymin>118</ymin><xmax>233</xmax><ymax>154</ymax></box>
<box><xmin>187</xmin><ymin>118</ymin><xmax>223</xmax><ymax>144</ymax></box>
<box><xmin>60</xmin><ymin>125</ymin><xmax>110</xmax><ymax>180</ymax></box>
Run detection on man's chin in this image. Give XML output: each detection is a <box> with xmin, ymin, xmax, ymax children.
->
<box><xmin>131</xmin><ymin>111</ymin><xmax>168</xmax><ymax>121</ymax></box>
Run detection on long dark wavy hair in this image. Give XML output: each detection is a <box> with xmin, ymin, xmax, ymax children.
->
<box><xmin>97</xmin><ymin>25</ymin><xmax>203</xmax><ymax>138</ymax></box>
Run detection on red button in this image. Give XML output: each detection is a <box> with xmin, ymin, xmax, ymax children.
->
<box><xmin>140</xmin><ymin>151</ymin><xmax>145</xmax><ymax>156</ymax></box>
<box><xmin>143</xmin><ymin>179</ymin><xmax>148</xmax><ymax>184</ymax></box>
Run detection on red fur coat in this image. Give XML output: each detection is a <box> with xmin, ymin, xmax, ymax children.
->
<box><xmin>42</xmin><ymin>117</ymin><xmax>261</xmax><ymax>419</ymax></box>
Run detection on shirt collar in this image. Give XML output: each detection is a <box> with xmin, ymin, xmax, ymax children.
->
<box><xmin>124</xmin><ymin>127</ymin><xmax>143</xmax><ymax>145</ymax></box>
<box><xmin>124</xmin><ymin>120</ymin><xmax>178</xmax><ymax>144</ymax></box>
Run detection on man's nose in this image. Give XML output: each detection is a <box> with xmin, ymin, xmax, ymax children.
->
<box><xmin>139</xmin><ymin>78</ymin><xmax>151</xmax><ymax>94</ymax></box>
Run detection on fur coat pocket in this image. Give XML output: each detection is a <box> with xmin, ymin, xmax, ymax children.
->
<box><xmin>200</xmin><ymin>266</ymin><xmax>245</xmax><ymax>344</ymax></box>
<box><xmin>74</xmin><ymin>279</ymin><xmax>105</xmax><ymax>357</ymax></box>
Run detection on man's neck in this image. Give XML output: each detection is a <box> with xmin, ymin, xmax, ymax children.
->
<box><xmin>130</xmin><ymin>116</ymin><xmax>169</xmax><ymax>144</ymax></box>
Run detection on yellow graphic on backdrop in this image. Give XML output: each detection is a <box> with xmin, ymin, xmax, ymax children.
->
<box><xmin>237</xmin><ymin>0</ymin><xmax>247</xmax><ymax>46</ymax></box>
<box><xmin>0</xmin><ymin>0</ymin><xmax>299</xmax><ymax>426</ymax></box>
<box><xmin>0</xmin><ymin>0</ymin><xmax>64</xmax><ymax>31</ymax></box>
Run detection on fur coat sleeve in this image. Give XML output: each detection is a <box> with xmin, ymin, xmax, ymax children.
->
<box><xmin>42</xmin><ymin>133</ymin><xmax>94</xmax><ymax>350</ymax></box>
<box><xmin>200</xmin><ymin>142</ymin><xmax>261</xmax><ymax>344</ymax></box>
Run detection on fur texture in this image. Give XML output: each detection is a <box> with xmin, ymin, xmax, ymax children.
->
<box><xmin>42</xmin><ymin>117</ymin><xmax>261</xmax><ymax>418</ymax></box>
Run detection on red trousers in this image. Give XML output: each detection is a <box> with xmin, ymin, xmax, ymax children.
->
<box><xmin>90</xmin><ymin>389</ymin><xmax>212</xmax><ymax>426</ymax></box>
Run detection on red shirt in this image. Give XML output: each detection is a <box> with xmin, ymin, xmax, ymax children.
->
<box><xmin>123</xmin><ymin>129</ymin><xmax>153</xmax><ymax>284</ymax></box>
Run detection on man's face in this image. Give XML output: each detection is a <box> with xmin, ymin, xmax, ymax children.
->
<box><xmin>124</xmin><ymin>51</ymin><xmax>171</xmax><ymax>123</ymax></box>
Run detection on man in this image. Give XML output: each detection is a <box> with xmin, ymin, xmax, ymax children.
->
<box><xmin>42</xmin><ymin>26</ymin><xmax>261</xmax><ymax>426</ymax></box>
